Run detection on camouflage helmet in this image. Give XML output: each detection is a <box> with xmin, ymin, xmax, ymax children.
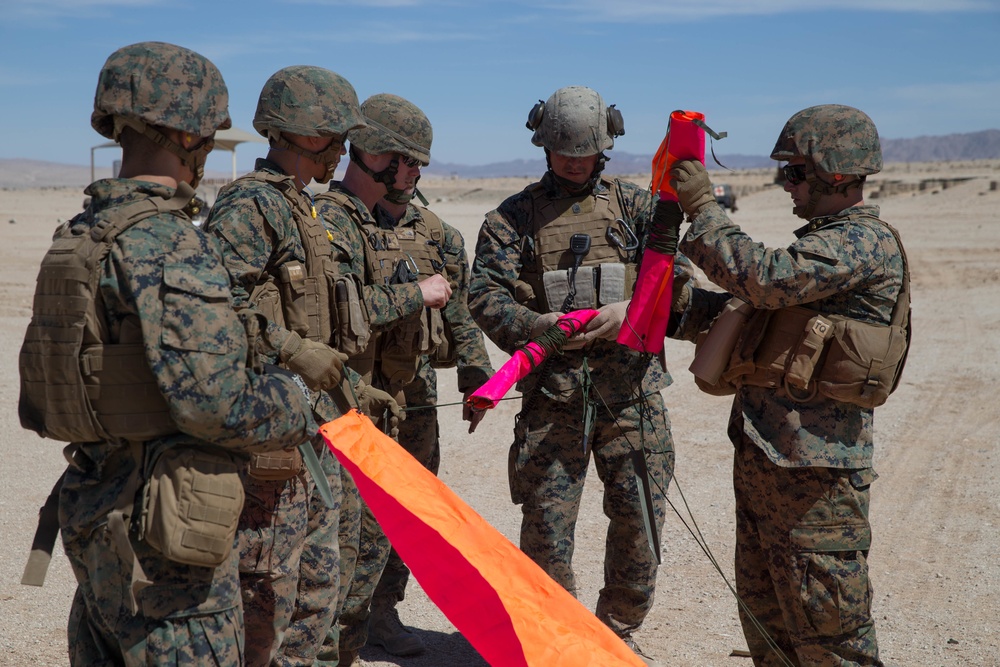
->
<box><xmin>527</xmin><ymin>86</ymin><xmax>624</xmax><ymax>157</ymax></box>
<box><xmin>350</xmin><ymin>94</ymin><xmax>432</xmax><ymax>165</ymax></box>
<box><xmin>770</xmin><ymin>104</ymin><xmax>882</xmax><ymax>176</ymax></box>
<box><xmin>91</xmin><ymin>41</ymin><xmax>231</xmax><ymax>139</ymax></box>
<box><xmin>253</xmin><ymin>65</ymin><xmax>365</xmax><ymax>139</ymax></box>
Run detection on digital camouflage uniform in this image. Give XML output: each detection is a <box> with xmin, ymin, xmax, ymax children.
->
<box><xmin>312</xmin><ymin>183</ymin><xmax>428</xmax><ymax>658</ymax></box>
<box><xmin>370</xmin><ymin>204</ymin><xmax>495</xmax><ymax>610</ymax></box>
<box><xmin>204</xmin><ymin>157</ymin><xmax>353</xmax><ymax>667</ymax></box>
<box><xmin>670</xmin><ymin>105</ymin><xmax>899</xmax><ymax>666</ymax></box>
<box><xmin>58</xmin><ymin>177</ymin><xmax>319</xmax><ymax>666</ymax></box>
<box><xmin>468</xmin><ymin>170</ymin><xmax>677</xmax><ymax>640</ymax></box>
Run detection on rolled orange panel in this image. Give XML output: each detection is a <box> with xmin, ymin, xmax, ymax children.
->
<box><xmin>321</xmin><ymin>411</ymin><xmax>645</xmax><ymax>667</ymax></box>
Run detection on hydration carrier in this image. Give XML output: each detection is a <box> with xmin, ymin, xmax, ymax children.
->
<box><xmin>18</xmin><ymin>184</ymin><xmax>196</xmax><ymax>443</ymax></box>
<box><xmin>516</xmin><ymin>178</ymin><xmax>638</xmax><ymax>313</ymax></box>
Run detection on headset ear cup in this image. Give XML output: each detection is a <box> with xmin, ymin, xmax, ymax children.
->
<box><xmin>607</xmin><ymin>104</ymin><xmax>625</xmax><ymax>137</ymax></box>
<box><xmin>526</xmin><ymin>100</ymin><xmax>545</xmax><ymax>130</ymax></box>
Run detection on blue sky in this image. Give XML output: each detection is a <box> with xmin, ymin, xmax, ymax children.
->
<box><xmin>2</xmin><ymin>0</ymin><xmax>998</xmax><ymax>174</ymax></box>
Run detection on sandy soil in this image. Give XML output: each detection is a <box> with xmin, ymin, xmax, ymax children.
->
<box><xmin>1</xmin><ymin>161</ymin><xmax>999</xmax><ymax>666</ymax></box>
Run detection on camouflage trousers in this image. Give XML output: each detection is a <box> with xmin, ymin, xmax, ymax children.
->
<box><xmin>60</xmin><ymin>446</ymin><xmax>244</xmax><ymax>666</ymax></box>
<box><xmin>733</xmin><ymin>434</ymin><xmax>882</xmax><ymax>667</ymax></box>
<box><xmin>372</xmin><ymin>366</ymin><xmax>441</xmax><ymax>608</ymax></box>
<box><xmin>239</xmin><ymin>437</ymin><xmax>342</xmax><ymax>667</ymax></box>
<box><xmin>316</xmin><ymin>457</ymin><xmax>363</xmax><ymax>665</ymax></box>
<box><xmin>511</xmin><ymin>389</ymin><xmax>674</xmax><ymax>637</ymax></box>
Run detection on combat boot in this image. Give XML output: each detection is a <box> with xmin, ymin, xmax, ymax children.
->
<box><xmin>367</xmin><ymin>602</ymin><xmax>426</xmax><ymax>656</ymax></box>
<box><xmin>622</xmin><ymin>635</ymin><xmax>662</xmax><ymax>667</ymax></box>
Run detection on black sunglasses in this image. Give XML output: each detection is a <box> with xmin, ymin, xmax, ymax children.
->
<box><xmin>398</xmin><ymin>154</ymin><xmax>421</xmax><ymax>168</ymax></box>
<box><xmin>782</xmin><ymin>164</ymin><xmax>807</xmax><ymax>185</ymax></box>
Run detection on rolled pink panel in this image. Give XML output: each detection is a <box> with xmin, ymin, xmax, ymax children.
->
<box><xmin>616</xmin><ymin>250</ymin><xmax>675</xmax><ymax>354</ymax></box>
<box><xmin>469</xmin><ymin>309</ymin><xmax>599</xmax><ymax>410</ymax></box>
<box><xmin>653</xmin><ymin>110</ymin><xmax>707</xmax><ymax>201</ymax></box>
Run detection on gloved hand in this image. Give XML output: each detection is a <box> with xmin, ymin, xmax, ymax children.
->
<box><xmin>529</xmin><ymin>312</ymin><xmax>560</xmax><ymax>339</ymax></box>
<box><xmin>581</xmin><ymin>301</ymin><xmax>631</xmax><ymax>343</ymax></box>
<box><xmin>671</xmin><ymin>271</ymin><xmax>693</xmax><ymax>314</ymax></box>
<box><xmin>281</xmin><ymin>332</ymin><xmax>347</xmax><ymax>392</ymax></box>
<box><xmin>462</xmin><ymin>389</ymin><xmax>487</xmax><ymax>434</ymax></box>
<box><xmin>671</xmin><ymin>159</ymin><xmax>715</xmax><ymax>218</ymax></box>
<box><xmin>356</xmin><ymin>383</ymin><xmax>403</xmax><ymax>440</ymax></box>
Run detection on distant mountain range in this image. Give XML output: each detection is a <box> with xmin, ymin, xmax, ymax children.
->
<box><xmin>2</xmin><ymin>130</ymin><xmax>998</xmax><ymax>188</ymax></box>
<box><xmin>422</xmin><ymin>129</ymin><xmax>1000</xmax><ymax>178</ymax></box>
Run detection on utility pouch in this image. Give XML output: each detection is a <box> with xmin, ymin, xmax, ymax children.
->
<box><xmin>513</xmin><ymin>280</ymin><xmax>536</xmax><ymax>307</ymax></box>
<box><xmin>248</xmin><ymin>448</ymin><xmax>303</xmax><ymax>481</ymax></box>
<box><xmin>248</xmin><ymin>277</ymin><xmax>285</xmax><ymax>331</ymax></box>
<box><xmin>140</xmin><ymin>446</ymin><xmax>243</xmax><ymax>568</ymax></box>
<box><xmin>332</xmin><ymin>275</ymin><xmax>371</xmax><ymax>356</ymax></box>
<box><xmin>429</xmin><ymin>316</ymin><xmax>457</xmax><ymax>368</ymax></box>
<box><xmin>380</xmin><ymin>314</ymin><xmax>423</xmax><ymax>387</ymax></box>
<box><xmin>597</xmin><ymin>262</ymin><xmax>627</xmax><ymax>305</ymax></box>
<box><xmin>784</xmin><ymin>313</ymin><xmax>835</xmax><ymax>400</ymax></box>
<box><xmin>816</xmin><ymin>318</ymin><xmax>908</xmax><ymax>408</ymax></box>
<box><xmin>276</xmin><ymin>261</ymin><xmax>310</xmax><ymax>338</ymax></box>
<box><xmin>542</xmin><ymin>266</ymin><xmax>596</xmax><ymax>311</ymax></box>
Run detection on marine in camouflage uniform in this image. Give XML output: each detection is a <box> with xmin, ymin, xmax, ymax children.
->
<box><xmin>313</xmin><ymin>94</ymin><xmax>454</xmax><ymax>665</ymax></box>
<box><xmin>203</xmin><ymin>66</ymin><xmax>398</xmax><ymax>667</ymax></box>
<box><xmin>367</xmin><ymin>178</ymin><xmax>496</xmax><ymax>656</ymax></box>
<box><xmin>468</xmin><ymin>86</ymin><xmax>678</xmax><ymax>666</ymax></box>
<box><xmin>33</xmin><ymin>42</ymin><xmax>319</xmax><ymax>665</ymax></box>
<box><xmin>668</xmin><ymin>105</ymin><xmax>904</xmax><ymax>666</ymax></box>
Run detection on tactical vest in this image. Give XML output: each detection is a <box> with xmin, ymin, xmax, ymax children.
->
<box><xmin>516</xmin><ymin>178</ymin><xmax>638</xmax><ymax>313</ymax></box>
<box><xmin>321</xmin><ymin>190</ymin><xmax>446</xmax><ymax>387</ymax></box>
<box><xmin>695</xmin><ymin>218</ymin><xmax>911</xmax><ymax>409</ymax></box>
<box><xmin>240</xmin><ymin>171</ymin><xmax>336</xmax><ymax>345</ymax></box>
<box><xmin>18</xmin><ymin>186</ymin><xmax>195</xmax><ymax>444</ymax></box>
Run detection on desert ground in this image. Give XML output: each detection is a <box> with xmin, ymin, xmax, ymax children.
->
<box><xmin>1</xmin><ymin>161</ymin><xmax>998</xmax><ymax>666</ymax></box>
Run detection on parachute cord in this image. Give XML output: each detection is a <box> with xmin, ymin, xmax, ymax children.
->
<box><xmin>587</xmin><ymin>368</ymin><xmax>796</xmax><ymax>667</ymax></box>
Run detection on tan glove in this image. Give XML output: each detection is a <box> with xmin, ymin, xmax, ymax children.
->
<box><xmin>280</xmin><ymin>332</ymin><xmax>347</xmax><ymax>392</ymax></box>
<box><xmin>357</xmin><ymin>382</ymin><xmax>403</xmax><ymax>439</ymax></box>
<box><xmin>671</xmin><ymin>159</ymin><xmax>715</xmax><ymax>218</ymax></box>
<box><xmin>529</xmin><ymin>312</ymin><xmax>560</xmax><ymax>339</ymax></box>
<box><xmin>581</xmin><ymin>301</ymin><xmax>631</xmax><ymax>343</ymax></box>
<box><xmin>462</xmin><ymin>389</ymin><xmax>487</xmax><ymax>434</ymax></box>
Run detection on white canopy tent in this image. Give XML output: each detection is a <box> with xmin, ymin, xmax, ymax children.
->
<box><xmin>89</xmin><ymin>126</ymin><xmax>266</xmax><ymax>182</ymax></box>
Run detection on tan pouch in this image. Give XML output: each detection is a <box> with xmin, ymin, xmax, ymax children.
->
<box><xmin>140</xmin><ymin>446</ymin><xmax>244</xmax><ymax>568</ymax></box>
<box><xmin>817</xmin><ymin>318</ymin><xmax>909</xmax><ymax>408</ymax></box>
<box><xmin>333</xmin><ymin>274</ymin><xmax>371</xmax><ymax>356</ymax></box>
<box><xmin>248</xmin><ymin>448</ymin><xmax>303</xmax><ymax>481</ymax></box>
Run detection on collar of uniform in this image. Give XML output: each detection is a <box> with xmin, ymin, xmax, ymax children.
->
<box><xmin>540</xmin><ymin>169</ymin><xmax>608</xmax><ymax>199</ymax></box>
<box><xmin>253</xmin><ymin>157</ymin><xmax>288</xmax><ymax>176</ymax></box>
<box><xmin>83</xmin><ymin>178</ymin><xmax>177</xmax><ymax>213</ymax></box>
<box><xmin>795</xmin><ymin>204</ymin><xmax>882</xmax><ymax>237</ymax></box>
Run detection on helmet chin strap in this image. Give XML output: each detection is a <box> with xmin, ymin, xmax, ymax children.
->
<box><xmin>114</xmin><ymin>116</ymin><xmax>213</xmax><ymax>188</ymax></box>
<box><xmin>795</xmin><ymin>163</ymin><xmax>862</xmax><ymax>219</ymax></box>
<box><xmin>544</xmin><ymin>150</ymin><xmax>608</xmax><ymax>193</ymax></box>
<box><xmin>349</xmin><ymin>145</ymin><xmax>399</xmax><ymax>191</ymax></box>
<box><xmin>268</xmin><ymin>131</ymin><xmax>343</xmax><ymax>184</ymax></box>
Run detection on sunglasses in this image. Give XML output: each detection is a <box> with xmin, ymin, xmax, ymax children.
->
<box><xmin>782</xmin><ymin>164</ymin><xmax>808</xmax><ymax>185</ymax></box>
<box><xmin>398</xmin><ymin>154</ymin><xmax>421</xmax><ymax>168</ymax></box>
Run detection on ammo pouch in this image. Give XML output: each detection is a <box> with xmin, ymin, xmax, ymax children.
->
<box><xmin>332</xmin><ymin>274</ymin><xmax>371</xmax><ymax>357</ymax></box>
<box><xmin>248</xmin><ymin>448</ymin><xmax>303</xmax><ymax>481</ymax></box>
<box><xmin>274</xmin><ymin>260</ymin><xmax>315</xmax><ymax>340</ymax></box>
<box><xmin>140</xmin><ymin>445</ymin><xmax>244</xmax><ymax>568</ymax></box>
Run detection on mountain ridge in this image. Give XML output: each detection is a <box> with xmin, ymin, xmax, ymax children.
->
<box><xmin>2</xmin><ymin>130</ymin><xmax>998</xmax><ymax>188</ymax></box>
